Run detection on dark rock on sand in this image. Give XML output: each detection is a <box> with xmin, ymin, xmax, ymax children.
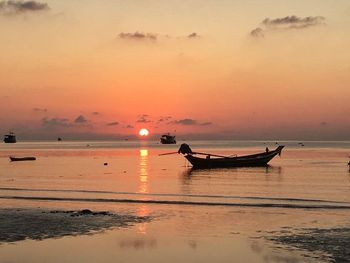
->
<box><xmin>266</xmin><ymin>227</ymin><xmax>350</xmax><ymax>262</ymax></box>
<box><xmin>69</xmin><ymin>209</ymin><xmax>111</xmax><ymax>216</ymax></box>
<box><xmin>0</xmin><ymin>208</ymin><xmax>151</xmax><ymax>243</ymax></box>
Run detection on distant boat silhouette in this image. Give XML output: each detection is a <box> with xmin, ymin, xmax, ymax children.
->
<box><xmin>160</xmin><ymin>134</ymin><xmax>176</xmax><ymax>144</ymax></box>
<box><xmin>3</xmin><ymin>132</ymin><xmax>16</xmax><ymax>143</ymax></box>
<box><xmin>57</xmin><ymin>137</ymin><xmax>62</xmax><ymax>141</ymax></box>
<box><xmin>10</xmin><ymin>156</ymin><xmax>36</xmax><ymax>161</ymax></box>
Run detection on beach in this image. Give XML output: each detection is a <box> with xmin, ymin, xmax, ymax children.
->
<box><xmin>1</xmin><ymin>140</ymin><xmax>350</xmax><ymax>262</ymax></box>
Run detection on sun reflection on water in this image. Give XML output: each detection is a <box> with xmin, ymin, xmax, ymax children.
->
<box><xmin>136</xmin><ymin>205</ymin><xmax>151</xmax><ymax>234</ymax></box>
<box><xmin>138</xmin><ymin>150</ymin><xmax>150</xmax><ymax>235</ymax></box>
<box><xmin>140</xmin><ymin>149</ymin><xmax>148</xmax><ymax>157</ymax></box>
<box><xmin>138</xmin><ymin>149</ymin><xmax>149</xmax><ymax>194</ymax></box>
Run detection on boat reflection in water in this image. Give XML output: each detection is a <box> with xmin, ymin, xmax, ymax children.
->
<box><xmin>181</xmin><ymin>165</ymin><xmax>282</xmax><ymax>177</ymax></box>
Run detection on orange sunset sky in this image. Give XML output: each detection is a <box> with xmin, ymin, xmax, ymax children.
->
<box><xmin>0</xmin><ymin>0</ymin><xmax>349</xmax><ymax>140</ymax></box>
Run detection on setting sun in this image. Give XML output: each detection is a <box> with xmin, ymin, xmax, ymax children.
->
<box><xmin>139</xmin><ymin>128</ymin><xmax>149</xmax><ymax>137</ymax></box>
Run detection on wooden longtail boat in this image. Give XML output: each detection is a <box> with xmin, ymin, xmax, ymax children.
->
<box><xmin>178</xmin><ymin>144</ymin><xmax>284</xmax><ymax>169</ymax></box>
<box><xmin>9</xmin><ymin>156</ymin><xmax>36</xmax><ymax>162</ymax></box>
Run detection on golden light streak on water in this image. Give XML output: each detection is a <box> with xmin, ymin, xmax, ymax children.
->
<box><xmin>138</xmin><ymin>149</ymin><xmax>149</xmax><ymax>193</ymax></box>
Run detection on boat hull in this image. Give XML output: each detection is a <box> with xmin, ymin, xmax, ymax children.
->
<box><xmin>3</xmin><ymin>135</ymin><xmax>16</xmax><ymax>143</ymax></box>
<box><xmin>160</xmin><ymin>137</ymin><xmax>176</xmax><ymax>144</ymax></box>
<box><xmin>4</xmin><ymin>139</ymin><xmax>16</xmax><ymax>143</ymax></box>
<box><xmin>184</xmin><ymin>146</ymin><xmax>284</xmax><ymax>169</ymax></box>
<box><xmin>160</xmin><ymin>139</ymin><xmax>176</xmax><ymax>144</ymax></box>
<box><xmin>10</xmin><ymin>157</ymin><xmax>36</xmax><ymax>162</ymax></box>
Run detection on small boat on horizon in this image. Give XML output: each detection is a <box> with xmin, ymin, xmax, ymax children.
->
<box><xmin>160</xmin><ymin>134</ymin><xmax>176</xmax><ymax>144</ymax></box>
<box><xmin>9</xmin><ymin>156</ymin><xmax>36</xmax><ymax>162</ymax></box>
<box><xmin>3</xmin><ymin>132</ymin><xmax>17</xmax><ymax>143</ymax></box>
<box><xmin>174</xmin><ymin>144</ymin><xmax>284</xmax><ymax>169</ymax></box>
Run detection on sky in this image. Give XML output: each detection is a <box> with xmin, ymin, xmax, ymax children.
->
<box><xmin>0</xmin><ymin>0</ymin><xmax>349</xmax><ymax>140</ymax></box>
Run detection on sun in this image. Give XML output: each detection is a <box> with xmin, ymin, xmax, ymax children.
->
<box><xmin>139</xmin><ymin>128</ymin><xmax>149</xmax><ymax>137</ymax></box>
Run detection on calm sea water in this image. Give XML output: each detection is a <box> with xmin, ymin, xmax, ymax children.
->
<box><xmin>1</xmin><ymin>140</ymin><xmax>349</xmax><ymax>205</ymax></box>
<box><xmin>1</xmin><ymin>140</ymin><xmax>350</xmax><ymax>263</ymax></box>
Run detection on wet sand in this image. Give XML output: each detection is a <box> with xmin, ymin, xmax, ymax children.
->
<box><xmin>1</xmin><ymin>204</ymin><xmax>350</xmax><ymax>262</ymax></box>
<box><xmin>265</xmin><ymin>226</ymin><xmax>350</xmax><ymax>262</ymax></box>
<box><xmin>0</xmin><ymin>208</ymin><xmax>150</xmax><ymax>243</ymax></box>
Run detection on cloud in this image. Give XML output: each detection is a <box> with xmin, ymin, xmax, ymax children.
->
<box><xmin>33</xmin><ymin>107</ymin><xmax>47</xmax><ymax>113</ymax></box>
<box><xmin>174</xmin><ymin>118</ymin><xmax>198</xmax><ymax>125</ymax></box>
<box><xmin>125</xmin><ymin>124</ymin><xmax>134</xmax><ymax>129</ymax></box>
<box><xmin>158</xmin><ymin>116</ymin><xmax>172</xmax><ymax>122</ymax></box>
<box><xmin>169</xmin><ymin>118</ymin><xmax>213</xmax><ymax>126</ymax></box>
<box><xmin>74</xmin><ymin>115</ymin><xmax>88</xmax><ymax>124</ymax></box>
<box><xmin>0</xmin><ymin>0</ymin><xmax>49</xmax><ymax>15</ymax></box>
<box><xmin>250</xmin><ymin>15</ymin><xmax>325</xmax><ymax>38</ymax></box>
<box><xmin>41</xmin><ymin>117</ymin><xmax>71</xmax><ymax>129</ymax></box>
<box><xmin>118</xmin><ymin>31</ymin><xmax>157</xmax><ymax>41</ymax></box>
<box><xmin>250</xmin><ymin>27</ymin><xmax>264</xmax><ymax>38</ymax></box>
<box><xmin>262</xmin><ymin>16</ymin><xmax>325</xmax><ymax>29</ymax></box>
<box><xmin>187</xmin><ymin>32</ymin><xmax>200</xmax><ymax>39</ymax></box>
<box><xmin>92</xmin><ymin>112</ymin><xmax>100</xmax><ymax>115</ymax></box>
<box><xmin>107</xmin><ymin>121</ymin><xmax>119</xmax><ymax>126</ymax></box>
<box><xmin>320</xmin><ymin>121</ymin><xmax>328</xmax><ymax>126</ymax></box>
<box><xmin>200</xmin><ymin>122</ymin><xmax>212</xmax><ymax>126</ymax></box>
<box><xmin>117</xmin><ymin>32</ymin><xmax>201</xmax><ymax>42</ymax></box>
<box><xmin>137</xmin><ymin>114</ymin><xmax>152</xmax><ymax>123</ymax></box>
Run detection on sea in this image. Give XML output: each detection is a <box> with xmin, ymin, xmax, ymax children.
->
<box><xmin>0</xmin><ymin>140</ymin><xmax>350</xmax><ymax>263</ymax></box>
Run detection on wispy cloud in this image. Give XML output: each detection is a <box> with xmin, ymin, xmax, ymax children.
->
<box><xmin>107</xmin><ymin>121</ymin><xmax>119</xmax><ymax>126</ymax></box>
<box><xmin>262</xmin><ymin>16</ymin><xmax>325</xmax><ymax>29</ymax></box>
<box><xmin>158</xmin><ymin>116</ymin><xmax>172</xmax><ymax>123</ymax></box>
<box><xmin>118</xmin><ymin>31</ymin><xmax>157</xmax><ymax>41</ymax></box>
<box><xmin>32</xmin><ymin>107</ymin><xmax>47</xmax><ymax>113</ymax></box>
<box><xmin>250</xmin><ymin>15</ymin><xmax>326</xmax><ymax>38</ymax></box>
<box><xmin>74</xmin><ymin>115</ymin><xmax>88</xmax><ymax>124</ymax></box>
<box><xmin>42</xmin><ymin>117</ymin><xmax>71</xmax><ymax>129</ymax></box>
<box><xmin>173</xmin><ymin>118</ymin><xmax>197</xmax><ymax>125</ymax></box>
<box><xmin>117</xmin><ymin>32</ymin><xmax>202</xmax><ymax>42</ymax></box>
<box><xmin>187</xmin><ymin>32</ymin><xmax>200</xmax><ymax>39</ymax></box>
<box><xmin>200</xmin><ymin>122</ymin><xmax>212</xmax><ymax>126</ymax></box>
<box><xmin>250</xmin><ymin>27</ymin><xmax>264</xmax><ymax>38</ymax></box>
<box><xmin>0</xmin><ymin>0</ymin><xmax>49</xmax><ymax>15</ymax></box>
<box><xmin>137</xmin><ymin>114</ymin><xmax>152</xmax><ymax>123</ymax></box>
<box><xmin>170</xmin><ymin>118</ymin><xmax>213</xmax><ymax>126</ymax></box>
<box><xmin>42</xmin><ymin>115</ymin><xmax>92</xmax><ymax>130</ymax></box>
